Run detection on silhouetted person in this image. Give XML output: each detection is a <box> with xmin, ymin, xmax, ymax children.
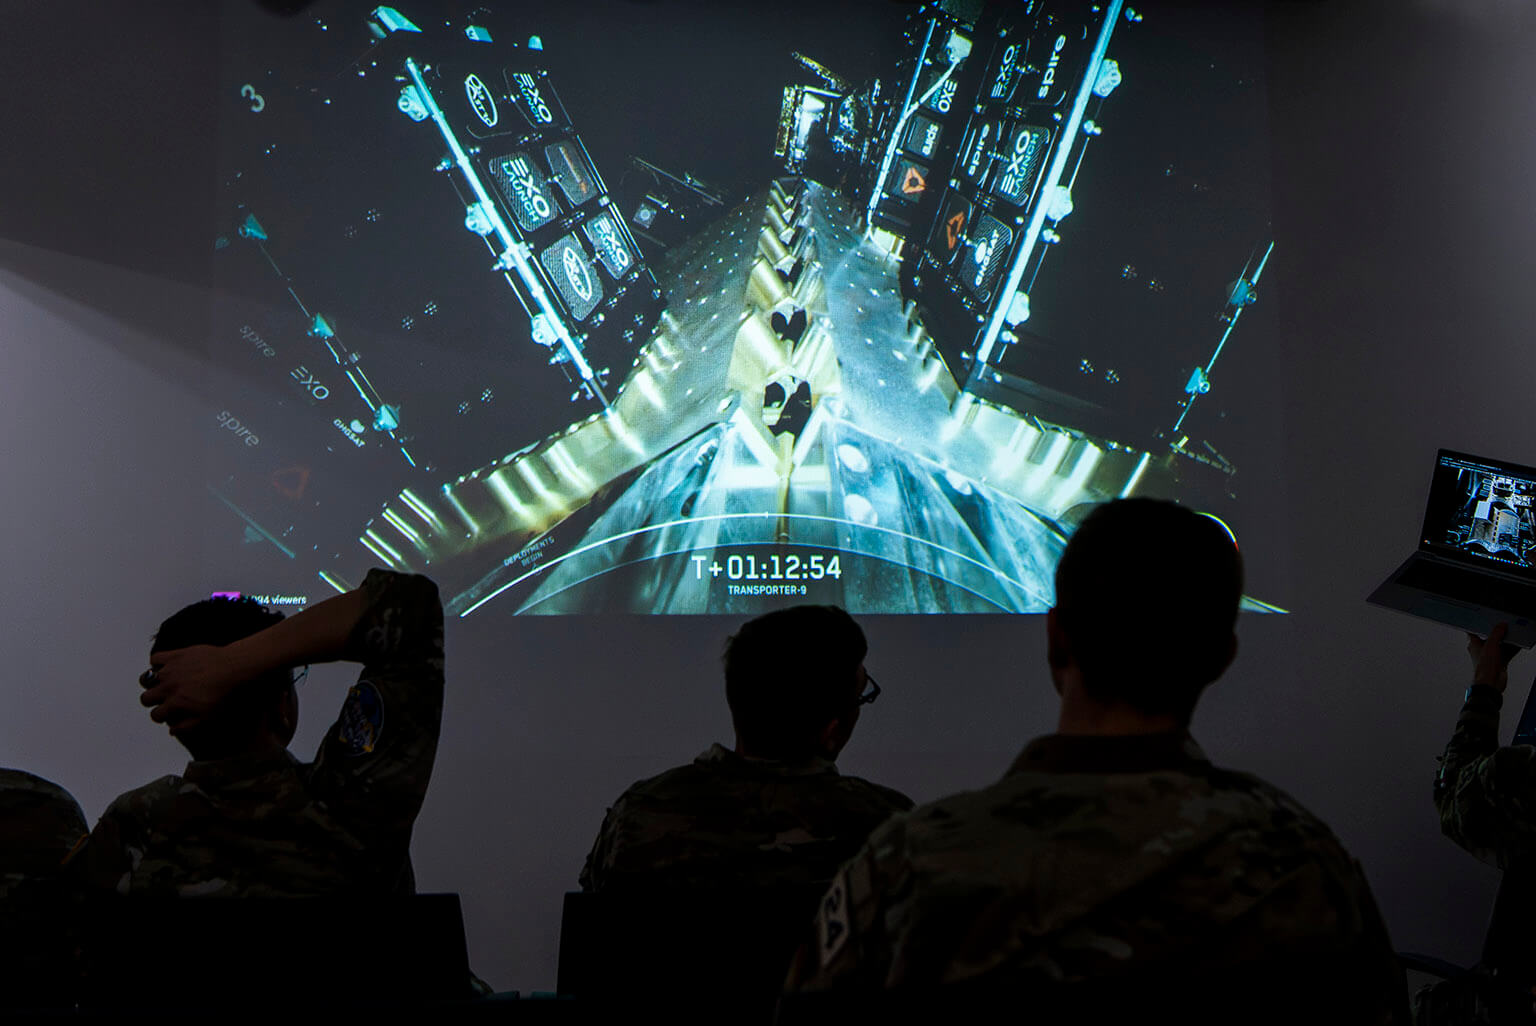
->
<box><xmin>1</xmin><ymin>769</ymin><xmax>85</xmax><ymax>901</ymax></box>
<box><xmin>0</xmin><ymin>769</ymin><xmax>87</xmax><ymax>1005</ymax></box>
<box><xmin>580</xmin><ymin>605</ymin><xmax>911</xmax><ymax>892</ymax></box>
<box><xmin>75</xmin><ymin>569</ymin><xmax>443</xmax><ymax>896</ymax></box>
<box><xmin>1422</xmin><ymin>627</ymin><xmax>1536</xmax><ymax>1026</ymax></box>
<box><xmin>1437</xmin><ymin>623</ymin><xmax>1534</xmax><ymax>867</ymax></box>
<box><xmin>784</xmin><ymin>499</ymin><xmax>1407</xmax><ymax>1023</ymax></box>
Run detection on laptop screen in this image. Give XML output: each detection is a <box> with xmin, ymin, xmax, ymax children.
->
<box><xmin>1421</xmin><ymin>451</ymin><xmax>1536</xmax><ymax>576</ymax></box>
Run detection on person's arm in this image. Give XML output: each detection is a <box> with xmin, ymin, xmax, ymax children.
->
<box><xmin>1434</xmin><ymin>623</ymin><xmax>1536</xmax><ymax>866</ymax></box>
<box><xmin>141</xmin><ymin>584</ymin><xmax>377</xmax><ymax>732</ymax></box>
<box><xmin>145</xmin><ymin>570</ymin><xmax>444</xmax><ymax>847</ymax></box>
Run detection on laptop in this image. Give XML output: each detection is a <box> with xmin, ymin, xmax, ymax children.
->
<box><xmin>1369</xmin><ymin>450</ymin><xmax>1536</xmax><ymax>648</ymax></box>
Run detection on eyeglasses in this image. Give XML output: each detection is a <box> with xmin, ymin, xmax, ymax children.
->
<box><xmin>857</xmin><ymin>672</ymin><xmax>881</xmax><ymax>706</ymax></box>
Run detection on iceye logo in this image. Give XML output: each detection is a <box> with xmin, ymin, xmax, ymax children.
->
<box><xmin>1037</xmin><ymin>35</ymin><xmax>1067</xmax><ymax>99</ymax></box>
<box><xmin>465</xmin><ymin>74</ymin><xmax>498</xmax><ymax>127</ymax></box>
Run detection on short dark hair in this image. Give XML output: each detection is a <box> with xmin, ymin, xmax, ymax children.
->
<box><xmin>1053</xmin><ymin>499</ymin><xmax>1243</xmax><ymax>718</ymax></box>
<box><xmin>151</xmin><ymin>597</ymin><xmax>292</xmax><ymax>752</ymax></box>
<box><xmin>153</xmin><ymin>596</ymin><xmax>285</xmax><ymax>654</ymax></box>
<box><xmin>724</xmin><ymin>605</ymin><xmax>867</xmax><ymax>759</ymax></box>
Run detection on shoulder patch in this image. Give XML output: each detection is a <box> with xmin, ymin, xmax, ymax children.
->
<box><xmin>337</xmin><ymin>681</ymin><xmax>385</xmax><ymax>756</ymax></box>
<box><xmin>817</xmin><ymin>872</ymin><xmax>851</xmax><ymax>966</ymax></box>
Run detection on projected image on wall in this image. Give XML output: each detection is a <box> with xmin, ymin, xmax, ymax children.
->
<box><xmin>205</xmin><ymin>0</ymin><xmax>1282</xmax><ymax>615</ymax></box>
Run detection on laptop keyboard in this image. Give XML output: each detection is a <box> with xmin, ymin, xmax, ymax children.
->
<box><xmin>1399</xmin><ymin>560</ymin><xmax>1536</xmax><ymax>616</ymax></box>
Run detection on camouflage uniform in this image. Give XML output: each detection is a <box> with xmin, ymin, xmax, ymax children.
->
<box><xmin>75</xmin><ymin>569</ymin><xmax>443</xmax><ymax>897</ymax></box>
<box><xmin>1435</xmin><ymin>682</ymin><xmax>1536</xmax><ymax>868</ymax></box>
<box><xmin>785</xmin><ymin>731</ymin><xmax>1407</xmax><ymax>1022</ymax></box>
<box><xmin>0</xmin><ymin>769</ymin><xmax>87</xmax><ymax>902</ymax></box>
<box><xmin>580</xmin><ymin>744</ymin><xmax>912</xmax><ymax>892</ymax></box>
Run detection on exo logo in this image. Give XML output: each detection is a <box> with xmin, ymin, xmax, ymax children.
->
<box><xmin>997</xmin><ymin>127</ymin><xmax>1043</xmax><ymax>200</ymax></box>
<box><xmin>1038</xmin><ymin>35</ymin><xmax>1067</xmax><ymax>99</ymax></box>
<box><xmin>945</xmin><ymin>209</ymin><xmax>967</xmax><ymax>250</ymax></box>
<box><xmin>514</xmin><ymin>72</ymin><xmax>553</xmax><ymax>123</ymax></box>
<box><xmin>290</xmin><ymin>365</ymin><xmax>329</xmax><ymax>400</ymax></box>
<box><xmin>589</xmin><ymin>217</ymin><xmax>630</xmax><ymax>273</ymax></box>
<box><xmin>991</xmin><ymin>44</ymin><xmax>1018</xmax><ymax>99</ymax></box>
<box><xmin>932</xmin><ymin>77</ymin><xmax>957</xmax><ymax>114</ymax></box>
<box><xmin>503</xmin><ymin>156</ymin><xmax>553</xmax><ymax>223</ymax></box>
<box><xmin>563</xmin><ymin>247</ymin><xmax>593</xmax><ymax>301</ymax></box>
<box><xmin>465</xmin><ymin>74</ymin><xmax>498</xmax><ymax>127</ymax></box>
<box><xmin>901</xmin><ymin>166</ymin><xmax>926</xmax><ymax>196</ymax></box>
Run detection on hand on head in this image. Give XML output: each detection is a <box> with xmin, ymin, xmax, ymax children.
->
<box><xmin>139</xmin><ymin>645</ymin><xmax>246</xmax><ymax>735</ymax></box>
<box><xmin>1467</xmin><ymin>623</ymin><xmax>1520</xmax><ymax>693</ymax></box>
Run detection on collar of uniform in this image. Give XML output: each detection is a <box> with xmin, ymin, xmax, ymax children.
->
<box><xmin>1007</xmin><ymin>730</ymin><xmax>1208</xmax><ymax>775</ymax></box>
<box><xmin>182</xmin><ymin>746</ymin><xmax>303</xmax><ymax>789</ymax></box>
<box><xmin>695</xmin><ymin>742</ymin><xmax>838</xmax><ymax>777</ymax></box>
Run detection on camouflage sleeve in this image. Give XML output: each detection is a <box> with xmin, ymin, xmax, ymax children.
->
<box><xmin>70</xmin><ymin>801</ymin><xmax>137</xmax><ymax>895</ymax></box>
<box><xmin>783</xmin><ymin>819</ymin><xmax>905</xmax><ymax>993</ymax></box>
<box><xmin>309</xmin><ymin>569</ymin><xmax>444</xmax><ymax>847</ymax></box>
<box><xmin>1434</xmin><ymin>683</ymin><xmax>1536</xmax><ymax>866</ymax></box>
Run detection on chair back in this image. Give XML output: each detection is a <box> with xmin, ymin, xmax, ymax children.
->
<box><xmin>79</xmin><ymin>892</ymin><xmax>472</xmax><ymax>1008</ymax></box>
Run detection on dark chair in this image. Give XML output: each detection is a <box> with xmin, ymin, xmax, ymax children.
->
<box><xmin>557</xmin><ymin>883</ymin><xmax>828</xmax><ymax>1023</ymax></box>
<box><xmin>77</xmin><ymin>892</ymin><xmax>475</xmax><ymax>1011</ymax></box>
<box><xmin>777</xmin><ymin>963</ymin><xmax>1405</xmax><ymax>1026</ymax></box>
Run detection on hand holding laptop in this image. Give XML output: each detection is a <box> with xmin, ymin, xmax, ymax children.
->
<box><xmin>1468</xmin><ymin>623</ymin><xmax>1520</xmax><ymax>693</ymax></box>
<box><xmin>1368</xmin><ymin>450</ymin><xmax>1536</xmax><ymax>649</ymax></box>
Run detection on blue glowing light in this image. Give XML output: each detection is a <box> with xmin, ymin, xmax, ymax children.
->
<box><xmin>373</xmin><ymin>404</ymin><xmax>401</xmax><ymax>432</ymax></box>
<box><xmin>370</xmin><ymin>7</ymin><xmax>421</xmax><ymax>34</ymax></box>
<box><xmin>527</xmin><ymin>34</ymin><xmax>544</xmax><ymax>50</ymax></box>
<box><xmin>238</xmin><ymin>213</ymin><xmax>268</xmax><ymax>241</ymax></box>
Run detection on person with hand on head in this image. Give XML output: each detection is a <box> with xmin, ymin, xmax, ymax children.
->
<box><xmin>73</xmin><ymin>569</ymin><xmax>443</xmax><ymax>897</ymax></box>
<box><xmin>1436</xmin><ymin>623</ymin><xmax>1533</xmax><ymax>867</ymax></box>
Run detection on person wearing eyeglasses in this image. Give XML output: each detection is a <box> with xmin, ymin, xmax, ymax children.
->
<box><xmin>72</xmin><ymin>569</ymin><xmax>443</xmax><ymax>897</ymax></box>
<box><xmin>782</xmin><ymin>500</ymin><xmax>1408</xmax><ymax>1024</ymax></box>
<box><xmin>580</xmin><ymin>604</ymin><xmax>911</xmax><ymax>894</ymax></box>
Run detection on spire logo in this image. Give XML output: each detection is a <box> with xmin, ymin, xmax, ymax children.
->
<box><xmin>1037</xmin><ymin>35</ymin><xmax>1067</xmax><ymax>99</ymax></box>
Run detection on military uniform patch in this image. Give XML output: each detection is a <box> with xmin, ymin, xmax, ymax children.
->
<box><xmin>337</xmin><ymin>681</ymin><xmax>384</xmax><ymax>756</ymax></box>
<box><xmin>818</xmin><ymin>873</ymin><xmax>851</xmax><ymax>966</ymax></box>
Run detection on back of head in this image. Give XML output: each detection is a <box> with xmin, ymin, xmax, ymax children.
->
<box><xmin>1053</xmin><ymin>499</ymin><xmax>1243</xmax><ymax>720</ymax></box>
<box><xmin>724</xmin><ymin>605</ymin><xmax>866</xmax><ymax>760</ymax></box>
<box><xmin>152</xmin><ymin>597</ymin><xmax>289</xmax><ymax>759</ymax></box>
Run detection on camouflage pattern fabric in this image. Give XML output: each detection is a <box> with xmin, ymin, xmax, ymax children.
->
<box><xmin>0</xmin><ymin>769</ymin><xmax>87</xmax><ymax>902</ymax></box>
<box><xmin>580</xmin><ymin>743</ymin><xmax>912</xmax><ymax>892</ymax></box>
<box><xmin>785</xmin><ymin>731</ymin><xmax>1407</xmax><ymax>1023</ymax></box>
<box><xmin>1435</xmin><ymin>683</ymin><xmax>1536</xmax><ymax>869</ymax></box>
<box><xmin>74</xmin><ymin>569</ymin><xmax>443</xmax><ymax>897</ymax></box>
